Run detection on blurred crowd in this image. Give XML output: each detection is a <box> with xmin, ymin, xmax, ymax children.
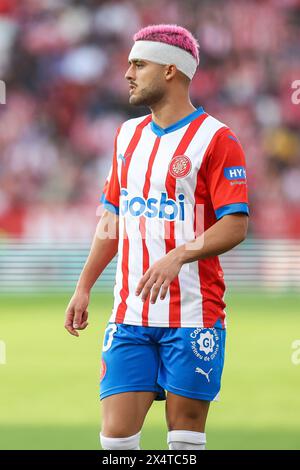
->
<box><xmin>0</xmin><ymin>0</ymin><xmax>300</xmax><ymax>239</ymax></box>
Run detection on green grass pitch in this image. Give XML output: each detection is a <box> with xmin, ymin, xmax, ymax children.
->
<box><xmin>0</xmin><ymin>292</ymin><xmax>299</xmax><ymax>449</ymax></box>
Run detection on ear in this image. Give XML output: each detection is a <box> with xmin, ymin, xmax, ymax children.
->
<box><xmin>164</xmin><ymin>64</ymin><xmax>177</xmax><ymax>81</ymax></box>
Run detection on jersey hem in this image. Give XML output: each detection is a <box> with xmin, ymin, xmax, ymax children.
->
<box><xmin>110</xmin><ymin>318</ymin><xmax>226</xmax><ymax>329</ymax></box>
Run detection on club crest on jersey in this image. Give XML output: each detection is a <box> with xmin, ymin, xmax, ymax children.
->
<box><xmin>168</xmin><ymin>155</ymin><xmax>192</xmax><ymax>179</ymax></box>
<box><xmin>190</xmin><ymin>328</ymin><xmax>219</xmax><ymax>362</ymax></box>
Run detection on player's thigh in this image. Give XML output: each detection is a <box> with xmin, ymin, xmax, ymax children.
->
<box><xmin>100</xmin><ymin>323</ymin><xmax>164</xmax><ymax>437</ymax></box>
<box><xmin>100</xmin><ymin>323</ymin><xmax>164</xmax><ymax>401</ymax></box>
<box><xmin>166</xmin><ymin>392</ymin><xmax>210</xmax><ymax>432</ymax></box>
<box><xmin>101</xmin><ymin>391</ymin><xmax>156</xmax><ymax>437</ymax></box>
<box><xmin>158</xmin><ymin>326</ymin><xmax>226</xmax><ymax>431</ymax></box>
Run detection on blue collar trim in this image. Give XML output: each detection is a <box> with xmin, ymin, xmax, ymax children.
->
<box><xmin>150</xmin><ymin>107</ymin><xmax>205</xmax><ymax>137</ymax></box>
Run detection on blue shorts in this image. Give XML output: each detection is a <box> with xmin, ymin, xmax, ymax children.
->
<box><xmin>100</xmin><ymin>323</ymin><xmax>226</xmax><ymax>402</ymax></box>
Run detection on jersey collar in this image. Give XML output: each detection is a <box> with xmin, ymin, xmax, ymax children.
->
<box><xmin>150</xmin><ymin>106</ymin><xmax>205</xmax><ymax>137</ymax></box>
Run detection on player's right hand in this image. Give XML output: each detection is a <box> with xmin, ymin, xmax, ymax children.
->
<box><xmin>64</xmin><ymin>290</ymin><xmax>90</xmax><ymax>337</ymax></box>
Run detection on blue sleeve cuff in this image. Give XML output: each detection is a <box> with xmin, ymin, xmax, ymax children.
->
<box><xmin>100</xmin><ymin>193</ymin><xmax>119</xmax><ymax>215</ymax></box>
<box><xmin>215</xmin><ymin>202</ymin><xmax>249</xmax><ymax>220</ymax></box>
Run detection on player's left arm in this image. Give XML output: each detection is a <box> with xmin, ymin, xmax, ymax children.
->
<box><xmin>136</xmin><ymin>127</ymin><xmax>249</xmax><ymax>304</ymax></box>
<box><xmin>179</xmin><ymin>212</ymin><xmax>248</xmax><ymax>262</ymax></box>
<box><xmin>135</xmin><ymin>213</ymin><xmax>248</xmax><ymax>304</ymax></box>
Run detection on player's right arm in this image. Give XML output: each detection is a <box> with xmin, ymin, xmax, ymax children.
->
<box><xmin>64</xmin><ymin>210</ymin><xmax>119</xmax><ymax>337</ymax></box>
<box><xmin>65</xmin><ymin>127</ymin><xmax>121</xmax><ymax>337</ymax></box>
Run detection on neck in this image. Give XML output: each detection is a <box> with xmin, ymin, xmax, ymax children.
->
<box><xmin>150</xmin><ymin>91</ymin><xmax>196</xmax><ymax>129</ymax></box>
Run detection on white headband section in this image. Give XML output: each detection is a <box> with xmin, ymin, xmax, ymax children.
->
<box><xmin>128</xmin><ymin>40</ymin><xmax>198</xmax><ymax>80</ymax></box>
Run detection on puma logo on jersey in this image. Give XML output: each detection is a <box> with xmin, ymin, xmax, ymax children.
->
<box><xmin>118</xmin><ymin>153</ymin><xmax>132</xmax><ymax>165</ymax></box>
<box><xmin>195</xmin><ymin>367</ymin><xmax>213</xmax><ymax>382</ymax></box>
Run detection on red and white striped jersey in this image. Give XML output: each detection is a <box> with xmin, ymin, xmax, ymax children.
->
<box><xmin>101</xmin><ymin>107</ymin><xmax>249</xmax><ymax>328</ymax></box>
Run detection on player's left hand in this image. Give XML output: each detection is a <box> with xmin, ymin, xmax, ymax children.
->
<box><xmin>135</xmin><ymin>247</ymin><xmax>184</xmax><ymax>304</ymax></box>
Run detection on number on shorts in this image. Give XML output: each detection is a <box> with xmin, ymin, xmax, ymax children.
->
<box><xmin>103</xmin><ymin>324</ymin><xmax>117</xmax><ymax>352</ymax></box>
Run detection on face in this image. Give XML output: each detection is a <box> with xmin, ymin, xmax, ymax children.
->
<box><xmin>125</xmin><ymin>59</ymin><xmax>167</xmax><ymax>107</ymax></box>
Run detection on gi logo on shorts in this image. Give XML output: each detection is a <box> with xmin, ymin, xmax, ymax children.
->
<box><xmin>190</xmin><ymin>328</ymin><xmax>219</xmax><ymax>362</ymax></box>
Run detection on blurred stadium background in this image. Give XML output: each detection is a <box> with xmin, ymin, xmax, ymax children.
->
<box><xmin>0</xmin><ymin>0</ymin><xmax>299</xmax><ymax>450</ymax></box>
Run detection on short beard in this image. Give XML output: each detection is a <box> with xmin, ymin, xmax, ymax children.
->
<box><xmin>129</xmin><ymin>82</ymin><xmax>166</xmax><ymax>107</ymax></box>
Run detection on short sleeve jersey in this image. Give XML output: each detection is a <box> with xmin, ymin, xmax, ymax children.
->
<box><xmin>101</xmin><ymin>108</ymin><xmax>249</xmax><ymax>328</ymax></box>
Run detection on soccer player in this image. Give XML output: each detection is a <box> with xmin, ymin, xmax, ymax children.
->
<box><xmin>65</xmin><ymin>24</ymin><xmax>249</xmax><ymax>450</ymax></box>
